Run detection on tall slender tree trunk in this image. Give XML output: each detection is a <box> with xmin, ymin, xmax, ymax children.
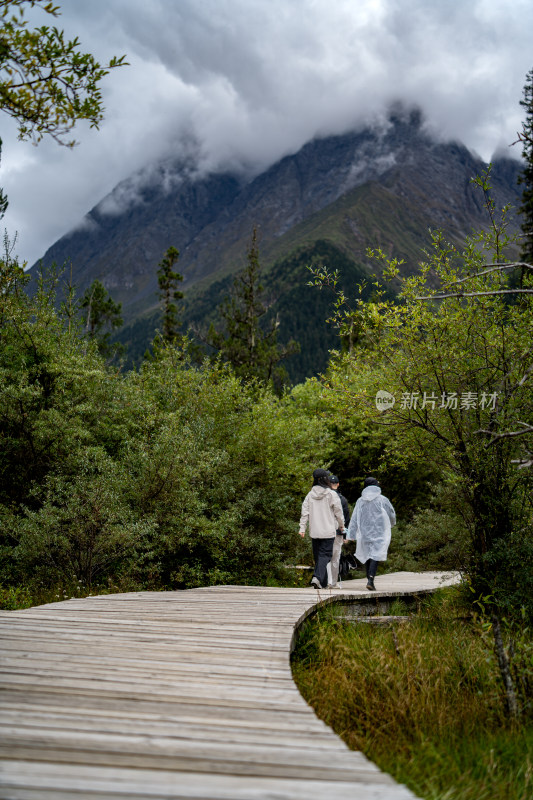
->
<box><xmin>491</xmin><ymin>608</ymin><xmax>519</xmax><ymax>719</ymax></box>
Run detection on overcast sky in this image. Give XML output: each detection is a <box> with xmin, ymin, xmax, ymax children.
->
<box><xmin>1</xmin><ymin>0</ymin><xmax>532</xmax><ymax>266</ymax></box>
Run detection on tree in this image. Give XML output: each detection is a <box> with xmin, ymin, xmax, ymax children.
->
<box><xmin>313</xmin><ymin>177</ymin><xmax>532</xmax><ymax>716</ymax></box>
<box><xmin>0</xmin><ymin>240</ymin><xmax>329</xmax><ymax>594</ymax></box>
<box><xmin>0</xmin><ymin>1</ymin><xmax>127</xmax><ymax>243</ymax></box>
<box><xmin>78</xmin><ymin>278</ymin><xmax>123</xmax><ymax>360</ymax></box>
<box><xmin>0</xmin><ymin>0</ymin><xmax>127</xmax><ymax>147</ymax></box>
<box><xmin>157</xmin><ymin>246</ymin><xmax>183</xmax><ymax>343</ymax></box>
<box><xmin>517</xmin><ymin>68</ymin><xmax>533</xmax><ymax>263</ymax></box>
<box><xmin>410</xmin><ymin>173</ymin><xmax>533</xmax><ymax>467</ymax></box>
<box><xmin>0</xmin><ymin>246</ymin><xmax>152</xmax><ymax>590</ymax></box>
<box><xmin>206</xmin><ymin>228</ymin><xmax>299</xmax><ymax>391</ymax></box>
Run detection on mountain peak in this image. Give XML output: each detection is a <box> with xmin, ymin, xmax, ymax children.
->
<box><xmin>32</xmin><ymin>112</ymin><xmax>522</xmax><ymax>330</ymax></box>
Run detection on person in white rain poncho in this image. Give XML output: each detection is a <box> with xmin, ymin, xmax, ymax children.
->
<box><xmin>346</xmin><ymin>476</ymin><xmax>396</xmax><ymax>591</ymax></box>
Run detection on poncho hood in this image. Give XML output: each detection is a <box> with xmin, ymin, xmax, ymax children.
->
<box><xmin>346</xmin><ymin>485</ymin><xmax>396</xmax><ymax>562</ymax></box>
<box><xmin>361</xmin><ymin>486</ymin><xmax>382</xmax><ymax>502</ymax></box>
<box><xmin>310</xmin><ymin>485</ymin><xmax>333</xmax><ymax>501</ymax></box>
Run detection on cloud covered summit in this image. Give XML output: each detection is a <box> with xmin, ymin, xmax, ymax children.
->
<box><xmin>1</xmin><ymin>0</ymin><xmax>532</xmax><ymax>265</ymax></box>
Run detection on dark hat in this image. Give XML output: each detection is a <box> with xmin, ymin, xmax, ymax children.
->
<box><xmin>364</xmin><ymin>476</ymin><xmax>380</xmax><ymax>488</ymax></box>
<box><xmin>312</xmin><ymin>468</ymin><xmax>332</xmax><ymax>487</ymax></box>
<box><xmin>329</xmin><ymin>474</ymin><xmax>339</xmax><ymax>484</ymax></box>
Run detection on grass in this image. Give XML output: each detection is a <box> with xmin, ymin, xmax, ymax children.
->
<box><xmin>0</xmin><ymin>577</ymin><xmax>144</xmax><ymax>610</ymax></box>
<box><xmin>291</xmin><ymin>588</ymin><xmax>533</xmax><ymax>800</ymax></box>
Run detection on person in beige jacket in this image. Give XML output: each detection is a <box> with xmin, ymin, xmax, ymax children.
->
<box><xmin>299</xmin><ymin>468</ymin><xmax>345</xmax><ymax>589</ymax></box>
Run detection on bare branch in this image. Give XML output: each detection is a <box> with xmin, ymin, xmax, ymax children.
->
<box><xmin>417</xmin><ymin>288</ymin><xmax>533</xmax><ymax>300</ymax></box>
<box><xmin>416</xmin><ymin>262</ymin><xmax>533</xmax><ymax>300</ymax></box>
<box><xmin>511</xmin><ymin>454</ymin><xmax>533</xmax><ymax>469</ymax></box>
<box><xmin>476</xmin><ymin>421</ymin><xmax>533</xmax><ymax>445</ymax></box>
<box><xmin>516</xmin><ymin>358</ymin><xmax>533</xmax><ymax>390</ymax></box>
<box><xmin>445</xmin><ymin>263</ymin><xmax>533</xmax><ymax>283</ymax></box>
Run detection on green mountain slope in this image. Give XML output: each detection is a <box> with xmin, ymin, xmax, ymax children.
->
<box><xmin>117</xmin><ymin>169</ymin><xmax>519</xmax><ymax>383</ymax></box>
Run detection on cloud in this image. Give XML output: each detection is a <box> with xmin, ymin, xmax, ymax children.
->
<box><xmin>1</xmin><ymin>0</ymin><xmax>531</xmax><ymax>266</ymax></box>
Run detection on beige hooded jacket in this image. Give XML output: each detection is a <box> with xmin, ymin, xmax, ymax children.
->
<box><xmin>299</xmin><ymin>486</ymin><xmax>345</xmax><ymax>539</ymax></box>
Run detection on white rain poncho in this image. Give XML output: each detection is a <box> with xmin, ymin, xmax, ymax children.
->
<box><xmin>346</xmin><ymin>486</ymin><xmax>396</xmax><ymax>563</ymax></box>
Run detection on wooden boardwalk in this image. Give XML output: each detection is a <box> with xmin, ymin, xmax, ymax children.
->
<box><xmin>0</xmin><ymin>571</ymin><xmax>459</xmax><ymax>799</ymax></box>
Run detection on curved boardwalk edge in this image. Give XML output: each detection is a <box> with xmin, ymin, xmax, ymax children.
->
<box><xmin>0</xmin><ymin>571</ymin><xmax>459</xmax><ymax>800</ymax></box>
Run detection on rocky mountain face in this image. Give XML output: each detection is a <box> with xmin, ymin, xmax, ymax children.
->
<box><xmin>31</xmin><ymin>109</ymin><xmax>523</xmax><ymax>380</ymax></box>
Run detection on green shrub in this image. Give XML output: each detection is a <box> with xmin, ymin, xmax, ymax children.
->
<box><xmin>0</xmin><ymin>258</ymin><xmax>331</xmax><ymax>591</ymax></box>
<box><xmin>0</xmin><ymin>585</ymin><xmax>32</xmax><ymax>610</ymax></box>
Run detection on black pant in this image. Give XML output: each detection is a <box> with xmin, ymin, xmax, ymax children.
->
<box><xmin>365</xmin><ymin>559</ymin><xmax>379</xmax><ymax>579</ymax></box>
<box><xmin>312</xmin><ymin>537</ymin><xmax>334</xmax><ymax>588</ymax></box>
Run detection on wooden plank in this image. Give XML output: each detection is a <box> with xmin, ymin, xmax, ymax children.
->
<box><xmin>0</xmin><ymin>710</ymin><xmax>344</xmax><ymax>749</ymax></box>
<box><xmin>0</xmin><ymin>729</ymin><xmax>383</xmax><ymax>780</ymax></box>
<box><xmin>0</xmin><ymin>761</ymin><xmax>416</xmax><ymax>800</ymax></box>
<box><xmin>0</xmin><ymin>695</ymin><xmax>334</xmax><ymax>736</ymax></box>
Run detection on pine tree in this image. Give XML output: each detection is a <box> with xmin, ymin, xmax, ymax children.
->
<box><xmin>78</xmin><ymin>279</ymin><xmax>123</xmax><ymax>359</ymax></box>
<box><xmin>517</xmin><ymin>68</ymin><xmax>533</xmax><ymax>263</ymax></box>
<box><xmin>157</xmin><ymin>246</ymin><xmax>183</xmax><ymax>343</ymax></box>
<box><xmin>207</xmin><ymin>229</ymin><xmax>299</xmax><ymax>391</ymax></box>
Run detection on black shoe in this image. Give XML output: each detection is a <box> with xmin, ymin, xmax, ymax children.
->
<box><xmin>366</xmin><ymin>577</ymin><xmax>376</xmax><ymax>591</ymax></box>
<box><xmin>311</xmin><ymin>577</ymin><xmax>322</xmax><ymax>589</ymax></box>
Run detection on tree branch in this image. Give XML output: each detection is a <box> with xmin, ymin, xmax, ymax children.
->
<box><xmin>417</xmin><ymin>288</ymin><xmax>533</xmax><ymax>300</ymax></box>
<box><xmin>416</xmin><ymin>262</ymin><xmax>533</xmax><ymax>300</ymax></box>
<box><xmin>476</xmin><ymin>421</ymin><xmax>533</xmax><ymax>445</ymax></box>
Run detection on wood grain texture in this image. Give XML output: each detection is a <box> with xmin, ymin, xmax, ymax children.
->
<box><xmin>0</xmin><ymin>571</ymin><xmax>459</xmax><ymax>799</ymax></box>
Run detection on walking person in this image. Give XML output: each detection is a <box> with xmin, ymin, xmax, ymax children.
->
<box><xmin>327</xmin><ymin>474</ymin><xmax>350</xmax><ymax>588</ymax></box>
<box><xmin>299</xmin><ymin>469</ymin><xmax>345</xmax><ymax>589</ymax></box>
<box><xmin>346</xmin><ymin>476</ymin><xmax>396</xmax><ymax>590</ymax></box>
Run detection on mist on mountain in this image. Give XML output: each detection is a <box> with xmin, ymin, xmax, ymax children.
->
<box><xmin>30</xmin><ymin>108</ymin><xmax>523</xmax><ymax>382</ymax></box>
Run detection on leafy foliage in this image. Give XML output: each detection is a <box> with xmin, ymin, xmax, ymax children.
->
<box><xmin>289</xmin><ymin>375</ymin><xmax>437</xmax><ymax>520</ymax></box>
<box><xmin>0</xmin><ymin>0</ymin><xmax>127</xmax><ymax>146</ymax></box>
<box><xmin>313</xmin><ymin>172</ymin><xmax>533</xmax><ymax>621</ymax></box>
<box><xmin>386</xmin><ymin>483</ymin><xmax>471</xmax><ymax>573</ymax></box>
<box><xmin>0</xmin><ymin>248</ymin><xmax>329</xmax><ymax>594</ymax></box>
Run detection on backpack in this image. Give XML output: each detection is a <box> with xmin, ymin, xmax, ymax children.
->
<box><xmin>338</xmin><ymin>552</ymin><xmax>359</xmax><ymax>579</ymax></box>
